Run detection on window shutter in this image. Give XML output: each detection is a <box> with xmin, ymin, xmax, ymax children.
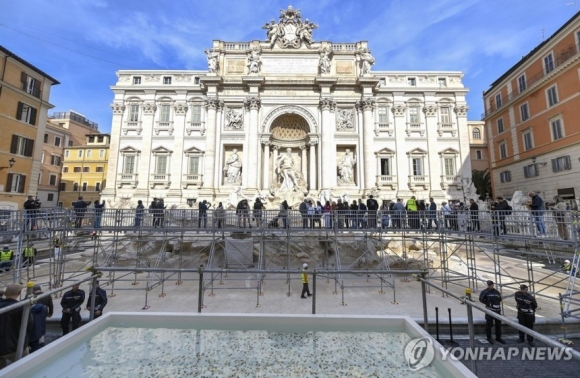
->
<box><xmin>551</xmin><ymin>158</ymin><xmax>557</xmax><ymax>172</ymax></box>
<box><xmin>25</xmin><ymin>138</ymin><xmax>34</xmax><ymax>157</ymax></box>
<box><xmin>21</xmin><ymin>72</ymin><xmax>27</xmax><ymax>84</ymax></box>
<box><xmin>10</xmin><ymin>135</ymin><xmax>18</xmax><ymax>154</ymax></box>
<box><xmin>29</xmin><ymin>107</ymin><xmax>37</xmax><ymax>125</ymax></box>
<box><xmin>18</xmin><ymin>175</ymin><xmax>26</xmax><ymax>193</ymax></box>
<box><xmin>16</xmin><ymin>102</ymin><xmax>23</xmax><ymax>120</ymax></box>
<box><xmin>33</xmin><ymin>80</ymin><xmax>41</xmax><ymax>97</ymax></box>
<box><xmin>6</xmin><ymin>173</ymin><xmax>13</xmax><ymax>192</ymax></box>
<box><xmin>565</xmin><ymin>156</ymin><xmax>571</xmax><ymax>170</ymax></box>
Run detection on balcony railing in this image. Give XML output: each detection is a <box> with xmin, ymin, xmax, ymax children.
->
<box><xmin>484</xmin><ymin>42</ymin><xmax>579</xmax><ymax>119</ymax></box>
<box><xmin>154</xmin><ymin>121</ymin><xmax>174</xmax><ymax>135</ymax></box>
<box><xmin>376</xmin><ymin>175</ymin><xmax>396</xmax><ymax>190</ymax></box>
<box><xmin>117</xmin><ymin>173</ymin><xmax>138</xmax><ymax>188</ymax></box>
<box><xmin>182</xmin><ymin>173</ymin><xmax>203</xmax><ymax>188</ymax></box>
<box><xmin>123</xmin><ymin>121</ymin><xmax>142</xmax><ymax>135</ymax></box>
<box><xmin>331</xmin><ymin>43</ymin><xmax>357</xmax><ymax>51</ymax></box>
<box><xmin>408</xmin><ymin>175</ymin><xmax>429</xmax><ymax>190</ymax></box>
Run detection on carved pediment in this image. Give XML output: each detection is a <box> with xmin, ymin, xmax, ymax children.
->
<box><xmin>184</xmin><ymin>146</ymin><xmax>205</xmax><ymax>155</ymax></box>
<box><xmin>375</xmin><ymin>148</ymin><xmax>396</xmax><ymax>156</ymax></box>
<box><xmin>152</xmin><ymin>146</ymin><xmax>173</xmax><ymax>155</ymax></box>
<box><xmin>439</xmin><ymin>148</ymin><xmax>459</xmax><ymax>156</ymax></box>
<box><xmin>119</xmin><ymin>146</ymin><xmax>141</xmax><ymax>154</ymax></box>
<box><xmin>407</xmin><ymin>148</ymin><xmax>428</xmax><ymax>156</ymax></box>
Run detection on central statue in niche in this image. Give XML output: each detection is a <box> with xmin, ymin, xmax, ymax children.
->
<box><xmin>275</xmin><ymin>148</ymin><xmax>301</xmax><ymax>191</ymax></box>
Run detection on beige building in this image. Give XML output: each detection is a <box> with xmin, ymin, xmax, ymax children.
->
<box><xmin>60</xmin><ymin>134</ymin><xmax>110</xmax><ymax>207</ymax></box>
<box><xmin>37</xmin><ymin>121</ymin><xmax>71</xmax><ymax>207</ymax></box>
<box><xmin>0</xmin><ymin>45</ymin><xmax>59</xmax><ymax>211</ymax></box>
<box><xmin>468</xmin><ymin>121</ymin><xmax>489</xmax><ymax>172</ymax></box>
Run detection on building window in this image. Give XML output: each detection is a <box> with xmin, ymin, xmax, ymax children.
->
<box><xmin>82</xmin><ymin>182</ymin><xmax>88</xmax><ymax>192</ymax></box>
<box><xmin>68</xmin><ymin>141</ymin><xmax>73</xmax><ymax>146</ymax></box>
<box><xmin>83</xmin><ymin>167</ymin><xmax>90</xmax><ymax>173</ymax></box>
<box><xmin>552</xmin><ymin>156</ymin><xmax>572</xmax><ymax>172</ymax></box>
<box><xmin>409</xmin><ymin>106</ymin><xmax>420</xmax><ymax>124</ymax></box>
<box><xmin>499</xmin><ymin>142</ymin><xmax>507</xmax><ymax>159</ymax></box>
<box><xmin>517</xmin><ymin>74</ymin><xmax>526</xmax><ymax>93</ymax></box>
<box><xmin>129</xmin><ymin>104</ymin><xmax>140</xmax><ymax>122</ymax></box>
<box><xmin>378</xmin><ymin>106</ymin><xmax>388</xmax><ymax>126</ymax></box>
<box><xmin>38</xmin><ymin>173</ymin><xmax>41</xmax><ymax>184</ymax></box>
<box><xmin>476</xmin><ymin>150</ymin><xmax>482</xmax><ymax>160</ymax></box>
<box><xmin>16</xmin><ymin>102</ymin><xmax>37</xmax><ymax>125</ymax></box>
<box><xmin>188</xmin><ymin>156</ymin><xmax>200</xmax><ymax>175</ymax></box>
<box><xmin>443</xmin><ymin>157</ymin><xmax>456</xmax><ymax>176</ymax></box>
<box><xmin>500</xmin><ymin>171</ymin><xmax>511</xmax><ymax>183</ymax></box>
<box><xmin>155</xmin><ymin>155</ymin><xmax>168</xmax><ymax>175</ymax></box>
<box><xmin>49</xmin><ymin>175</ymin><xmax>57</xmax><ymax>186</ymax></box>
<box><xmin>550</xmin><ymin>118</ymin><xmax>564</xmax><ymax>141</ymax></box>
<box><xmin>6</xmin><ymin>173</ymin><xmax>26</xmax><ymax>193</ymax></box>
<box><xmin>40</xmin><ymin>152</ymin><xmax>45</xmax><ymax>163</ymax></box>
<box><xmin>472</xmin><ymin>128</ymin><xmax>481</xmax><ymax>140</ymax></box>
<box><xmin>523</xmin><ymin>164</ymin><xmax>539</xmax><ymax>178</ymax></box>
<box><xmin>10</xmin><ymin>135</ymin><xmax>34</xmax><ymax>157</ymax></box>
<box><xmin>160</xmin><ymin>104</ymin><xmax>171</xmax><ymax>123</ymax></box>
<box><xmin>544</xmin><ymin>53</ymin><xmax>555</xmax><ymax>74</ymax></box>
<box><xmin>73</xmin><ymin>167</ymin><xmax>81</xmax><ymax>173</ymax></box>
<box><xmin>522</xmin><ymin>130</ymin><xmax>534</xmax><ymax>151</ymax></box>
<box><xmin>95</xmin><ymin>182</ymin><xmax>101</xmax><ymax>192</ymax></box>
<box><xmin>407</xmin><ymin>77</ymin><xmax>416</xmax><ymax>86</ymax></box>
<box><xmin>47</xmin><ymin>193</ymin><xmax>54</xmax><ymax>201</ymax></box>
<box><xmin>497</xmin><ymin>118</ymin><xmax>504</xmax><ymax>134</ymax></box>
<box><xmin>547</xmin><ymin>86</ymin><xmax>558</xmax><ymax>107</ymax></box>
<box><xmin>99</xmin><ymin>150</ymin><xmax>105</xmax><ymax>158</ymax></box>
<box><xmin>96</xmin><ymin>166</ymin><xmax>104</xmax><ymax>173</ymax></box>
<box><xmin>520</xmin><ymin>103</ymin><xmax>529</xmax><ymax>121</ymax></box>
<box><xmin>438</xmin><ymin>77</ymin><xmax>446</xmax><ymax>87</ymax></box>
<box><xmin>50</xmin><ymin>155</ymin><xmax>61</xmax><ymax>166</ymax></box>
<box><xmin>43</xmin><ymin>133</ymin><xmax>48</xmax><ymax>143</ymax></box>
<box><xmin>54</xmin><ymin>136</ymin><xmax>61</xmax><ymax>147</ymax></box>
<box><xmin>64</xmin><ymin>150</ymin><xmax>70</xmax><ymax>158</ymax></box>
<box><xmin>97</xmin><ymin>136</ymin><xmax>104</xmax><ymax>143</ymax></box>
<box><xmin>440</xmin><ymin>107</ymin><xmax>450</xmax><ymax>124</ymax></box>
<box><xmin>73</xmin><ymin>182</ymin><xmax>79</xmax><ymax>191</ymax></box>
<box><xmin>495</xmin><ymin>93</ymin><xmax>502</xmax><ymax>108</ymax></box>
<box><xmin>78</xmin><ymin>150</ymin><xmax>83</xmax><ymax>158</ymax></box>
<box><xmin>21</xmin><ymin>73</ymin><xmax>41</xmax><ymax>98</ymax></box>
<box><xmin>87</xmin><ymin>150</ymin><xmax>92</xmax><ymax>158</ymax></box>
<box><xmin>63</xmin><ymin>167</ymin><xmax>69</xmax><ymax>173</ymax></box>
<box><xmin>191</xmin><ymin>105</ymin><xmax>202</xmax><ymax>125</ymax></box>
<box><xmin>133</xmin><ymin>76</ymin><xmax>141</xmax><ymax>85</ymax></box>
<box><xmin>380</xmin><ymin>158</ymin><xmax>391</xmax><ymax>176</ymax></box>
<box><xmin>163</xmin><ymin>76</ymin><xmax>172</xmax><ymax>85</ymax></box>
<box><xmin>412</xmin><ymin>157</ymin><xmax>423</xmax><ymax>176</ymax></box>
<box><xmin>59</xmin><ymin>183</ymin><xmax>66</xmax><ymax>191</ymax></box>
<box><xmin>88</xmin><ymin>136</ymin><xmax>95</xmax><ymax>143</ymax></box>
<box><xmin>194</xmin><ymin>77</ymin><xmax>200</xmax><ymax>85</ymax></box>
<box><xmin>123</xmin><ymin>155</ymin><xmax>136</xmax><ymax>174</ymax></box>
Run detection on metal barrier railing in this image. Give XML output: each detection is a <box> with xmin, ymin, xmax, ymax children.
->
<box><xmin>0</xmin><ymin>274</ymin><xmax>100</xmax><ymax>363</ymax></box>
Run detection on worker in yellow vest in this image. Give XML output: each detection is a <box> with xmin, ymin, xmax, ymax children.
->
<box><xmin>23</xmin><ymin>243</ymin><xmax>37</xmax><ymax>267</ymax></box>
<box><xmin>0</xmin><ymin>245</ymin><xmax>14</xmax><ymax>272</ymax></box>
<box><xmin>300</xmin><ymin>263</ymin><xmax>312</xmax><ymax>299</ymax></box>
<box><xmin>406</xmin><ymin>196</ymin><xmax>419</xmax><ymax>229</ymax></box>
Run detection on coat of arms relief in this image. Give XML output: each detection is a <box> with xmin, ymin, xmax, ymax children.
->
<box><xmin>262</xmin><ymin>6</ymin><xmax>318</xmax><ymax>49</ymax></box>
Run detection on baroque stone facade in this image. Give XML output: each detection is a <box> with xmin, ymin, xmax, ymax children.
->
<box><xmin>102</xmin><ymin>6</ymin><xmax>471</xmax><ymax>208</ymax></box>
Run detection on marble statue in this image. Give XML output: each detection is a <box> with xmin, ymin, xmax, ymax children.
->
<box><xmin>225</xmin><ymin>108</ymin><xmax>243</xmax><ymax>130</ymax></box>
<box><xmin>263</xmin><ymin>6</ymin><xmax>318</xmax><ymax>49</ymax></box>
<box><xmin>318</xmin><ymin>46</ymin><xmax>332</xmax><ymax>74</ymax></box>
<box><xmin>297</xmin><ymin>19</ymin><xmax>316</xmax><ymax>45</ymax></box>
<box><xmin>338</xmin><ymin>149</ymin><xmax>356</xmax><ymax>184</ymax></box>
<box><xmin>357</xmin><ymin>48</ymin><xmax>375</xmax><ymax>76</ymax></box>
<box><xmin>224</xmin><ymin>149</ymin><xmax>242</xmax><ymax>184</ymax></box>
<box><xmin>225</xmin><ymin>186</ymin><xmax>250</xmax><ymax>210</ymax></box>
<box><xmin>204</xmin><ymin>49</ymin><xmax>220</xmax><ymax>73</ymax></box>
<box><xmin>247</xmin><ymin>48</ymin><xmax>262</xmax><ymax>74</ymax></box>
<box><xmin>275</xmin><ymin>148</ymin><xmax>300</xmax><ymax>191</ymax></box>
<box><xmin>262</xmin><ymin>20</ymin><xmax>281</xmax><ymax>48</ymax></box>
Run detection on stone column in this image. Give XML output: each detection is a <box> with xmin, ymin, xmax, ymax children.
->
<box><xmin>203</xmin><ymin>97</ymin><xmax>220</xmax><ymax>192</ymax></box>
<box><xmin>300</xmin><ymin>144</ymin><xmax>307</xmax><ymax>181</ymax></box>
<box><xmin>319</xmin><ymin>98</ymin><xmax>336</xmax><ymax>189</ymax></box>
<box><xmin>214</xmin><ymin>101</ymin><xmax>224</xmax><ymax>188</ymax></box>
<box><xmin>244</xmin><ymin>96</ymin><xmax>261</xmax><ymax>191</ymax></box>
<box><xmin>358</xmin><ymin>98</ymin><xmax>376</xmax><ymax>189</ymax></box>
<box><xmin>172</xmin><ymin>102</ymin><xmax>188</xmax><ymax>193</ymax></box>
<box><xmin>138</xmin><ymin>102</ymin><xmax>157</xmax><ymax>191</ymax></box>
<box><xmin>272</xmin><ymin>145</ymin><xmax>279</xmax><ymax>188</ymax></box>
<box><xmin>262</xmin><ymin>141</ymin><xmax>270</xmax><ymax>189</ymax></box>
<box><xmin>102</xmin><ymin>103</ymin><xmax>126</xmax><ymax>200</ymax></box>
<box><xmin>309</xmin><ymin>141</ymin><xmax>317</xmax><ymax>191</ymax></box>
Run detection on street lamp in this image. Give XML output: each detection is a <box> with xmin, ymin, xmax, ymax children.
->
<box><xmin>0</xmin><ymin>158</ymin><xmax>16</xmax><ymax>171</ymax></box>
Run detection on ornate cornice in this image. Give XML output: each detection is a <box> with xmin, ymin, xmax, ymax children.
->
<box><xmin>318</xmin><ymin>97</ymin><xmax>336</xmax><ymax>112</ymax></box>
<box><xmin>243</xmin><ymin>96</ymin><xmax>261</xmax><ymax>110</ymax></box>
<box><xmin>391</xmin><ymin>104</ymin><xmax>407</xmax><ymax>116</ymax></box>
<box><xmin>110</xmin><ymin>103</ymin><xmax>125</xmax><ymax>115</ymax></box>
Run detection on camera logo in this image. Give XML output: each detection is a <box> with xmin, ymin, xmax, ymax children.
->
<box><xmin>404</xmin><ymin>337</ymin><xmax>435</xmax><ymax>371</ymax></box>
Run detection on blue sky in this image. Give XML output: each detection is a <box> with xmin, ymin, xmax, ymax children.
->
<box><xmin>0</xmin><ymin>0</ymin><xmax>576</xmax><ymax>132</ymax></box>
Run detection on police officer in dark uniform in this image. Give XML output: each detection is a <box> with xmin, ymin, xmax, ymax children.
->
<box><xmin>479</xmin><ymin>280</ymin><xmax>505</xmax><ymax>344</ymax></box>
<box><xmin>60</xmin><ymin>283</ymin><xmax>85</xmax><ymax>335</ymax></box>
<box><xmin>515</xmin><ymin>284</ymin><xmax>538</xmax><ymax>346</ymax></box>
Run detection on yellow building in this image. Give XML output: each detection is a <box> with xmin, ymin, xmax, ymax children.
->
<box><xmin>0</xmin><ymin>45</ymin><xmax>59</xmax><ymax>210</ymax></box>
<box><xmin>60</xmin><ymin>134</ymin><xmax>110</xmax><ymax>207</ymax></box>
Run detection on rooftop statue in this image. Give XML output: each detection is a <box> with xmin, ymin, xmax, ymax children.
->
<box><xmin>262</xmin><ymin>5</ymin><xmax>318</xmax><ymax>49</ymax></box>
